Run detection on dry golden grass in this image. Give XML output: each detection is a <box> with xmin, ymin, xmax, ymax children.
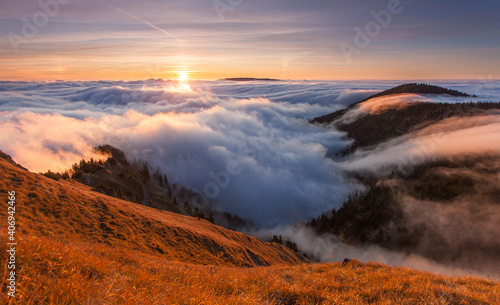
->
<box><xmin>1</xmin><ymin>152</ymin><xmax>499</xmax><ymax>304</ymax></box>
<box><xmin>1</xmin><ymin>233</ymin><xmax>499</xmax><ymax>305</ymax></box>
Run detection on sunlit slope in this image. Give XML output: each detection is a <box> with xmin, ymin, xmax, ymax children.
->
<box><xmin>1</xmin><ymin>150</ymin><xmax>499</xmax><ymax>304</ymax></box>
<box><xmin>0</xmin><ymin>151</ymin><xmax>305</xmax><ymax>267</ymax></box>
<box><xmin>1</xmin><ymin>233</ymin><xmax>499</xmax><ymax>304</ymax></box>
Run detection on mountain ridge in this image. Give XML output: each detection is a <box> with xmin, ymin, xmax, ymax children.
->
<box><xmin>312</xmin><ymin>83</ymin><xmax>473</xmax><ymax>124</ymax></box>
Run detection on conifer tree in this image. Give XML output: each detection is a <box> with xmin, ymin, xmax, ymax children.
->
<box><xmin>184</xmin><ymin>201</ymin><xmax>192</xmax><ymax>215</ymax></box>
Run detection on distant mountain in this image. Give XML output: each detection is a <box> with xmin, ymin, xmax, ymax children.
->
<box><xmin>353</xmin><ymin>83</ymin><xmax>471</xmax><ymax>104</ymax></box>
<box><xmin>221</xmin><ymin>77</ymin><xmax>281</xmax><ymax>82</ymax></box>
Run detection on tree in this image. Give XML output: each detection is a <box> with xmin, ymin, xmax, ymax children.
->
<box><xmin>285</xmin><ymin>240</ymin><xmax>298</xmax><ymax>252</ymax></box>
<box><xmin>194</xmin><ymin>207</ymin><xmax>204</xmax><ymax>220</ymax></box>
<box><xmin>42</xmin><ymin>170</ymin><xmax>59</xmax><ymax>181</ymax></box>
<box><xmin>167</xmin><ymin>186</ymin><xmax>173</xmax><ymax>199</ymax></box>
<box><xmin>142</xmin><ymin>164</ymin><xmax>150</xmax><ymax>181</ymax></box>
<box><xmin>61</xmin><ymin>171</ymin><xmax>70</xmax><ymax>180</ymax></box>
<box><xmin>208</xmin><ymin>212</ymin><xmax>215</xmax><ymax>224</ymax></box>
<box><xmin>184</xmin><ymin>201</ymin><xmax>192</xmax><ymax>215</ymax></box>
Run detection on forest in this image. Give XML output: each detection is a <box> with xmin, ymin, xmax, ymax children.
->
<box><xmin>308</xmin><ymin>85</ymin><xmax>500</xmax><ymax>269</ymax></box>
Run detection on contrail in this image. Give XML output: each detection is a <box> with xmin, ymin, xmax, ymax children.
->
<box><xmin>98</xmin><ymin>0</ymin><xmax>187</xmax><ymax>44</ymax></box>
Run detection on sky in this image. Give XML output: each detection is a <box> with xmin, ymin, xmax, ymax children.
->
<box><xmin>0</xmin><ymin>0</ymin><xmax>499</xmax><ymax>80</ymax></box>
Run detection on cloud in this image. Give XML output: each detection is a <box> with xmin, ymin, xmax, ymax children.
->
<box><xmin>0</xmin><ymin>80</ymin><xmax>498</xmax><ymax>226</ymax></box>
<box><xmin>1</xmin><ymin>79</ymin><xmax>499</xmax><ymax>276</ymax></box>
<box><xmin>398</xmin><ymin>194</ymin><xmax>500</xmax><ymax>276</ymax></box>
<box><xmin>0</xmin><ymin>80</ymin><xmax>380</xmax><ymax>227</ymax></box>
<box><xmin>0</xmin><ymin>112</ymin><xmax>106</xmax><ymax>172</ymax></box>
<box><xmin>339</xmin><ymin>114</ymin><xmax>500</xmax><ymax>175</ymax></box>
<box><xmin>258</xmin><ymin>225</ymin><xmax>494</xmax><ymax>278</ymax></box>
<box><xmin>0</xmin><ymin>79</ymin><xmax>499</xmax><ymax>228</ymax></box>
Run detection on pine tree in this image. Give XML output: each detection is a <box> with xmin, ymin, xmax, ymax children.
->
<box><xmin>208</xmin><ymin>212</ymin><xmax>215</xmax><ymax>224</ymax></box>
<box><xmin>184</xmin><ymin>201</ymin><xmax>192</xmax><ymax>215</ymax></box>
<box><xmin>142</xmin><ymin>164</ymin><xmax>150</xmax><ymax>181</ymax></box>
<box><xmin>310</xmin><ymin>218</ymin><xmax>317</xmax><ymax>227</ymax></box>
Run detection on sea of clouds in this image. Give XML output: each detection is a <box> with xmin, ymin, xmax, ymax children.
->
<box><xmin>0</xmin><ymin>79</ymin><xmax>499</xmax><ymax>228</ymax></box>
<box><xmin>2</xmin><ymin>79</ymin><xmax>500</xmax><ymax>277</ymax></box>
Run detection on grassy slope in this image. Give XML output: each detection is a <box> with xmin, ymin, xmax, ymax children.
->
<box><xmin>0</xmin><ymin>154</ymin><xmax>304</xmax><ymax>267</ymax></box>
<box><xmin>1</xmin><ymin>153</ymin><xmax>499</xmax><ymax>304</ymax></box>
<box><xmin>1</xmin><ymin>234</ymin><xmax>499</xmax><ymax>304</ymax></box>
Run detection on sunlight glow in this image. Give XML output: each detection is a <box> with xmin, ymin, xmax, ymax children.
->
<box><xmin>166</xmin><ymin>83</ymin><xmax>193</xmax><ymax>93</ymax></box>
<box><xmin>179</xmin><ymin>72</ymin><xmax>189</xmax><ymax>82</ymax></box>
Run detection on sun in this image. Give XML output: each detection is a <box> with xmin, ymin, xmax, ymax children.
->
<box><xmin>179</xmin><ymin>72</ymin><xmax>189</xmax><ymax>82</ymax></box>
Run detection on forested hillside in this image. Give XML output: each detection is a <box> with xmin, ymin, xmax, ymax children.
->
<box><xmin>335</xmin><ymin>102</ymin><xmax>500</xmax><ymax>155</ymax></box>
<box><xmin>43</xmin><ymin>144</ymin><xmax>254</xmax><ymax>231</ymax></box>
<box><xmin>308</xmin><ymin>84</ymin><xmax>500</xmax><ymax>274</ymax></box>
<box><xmin>308</xmin><ymin>154</ymin><xmax>500</xmax><ymax>270</ymax></box>
<box><xmin>313</xmin><ymin>83</ymin><xmax>472</xmax><ymax>124</ymax></box>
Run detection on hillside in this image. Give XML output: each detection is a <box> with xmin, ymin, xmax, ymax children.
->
<box><xmin>312</xmin><ymin>83</ymin><xmax>472</xmax><ymax>124</ymax></box>
<box><xmin>306</xmin><ymin>84</ymin><xmax>500</xmax><ymax>275</ymax></box>
<box><xmin>334</xmin><ymin>101</ymin><xmax>500</xmax><ymax>155</ymax></box>
<box><xmin>309</xmin><ymin>154</ymin><xmax>500</xmax><ymax>272</ymax></box>
<box><xmin>0</xmin><ymin>151</ymin><xmax>304</xmax><ymax>267</ymax></box>
<box><xmin>2</xmin><ymin>237</ymin><xmax>499</xmax><ymax>304</ymax></box>
<box><xmin>1</xmin><ymin>151</ymin><xmax>500</xmax><ymax>304</ymax></box>
<box><xmin>45</xmin><ymin>145</ymin><xmax>255</xmax><ymax>231</ymax></box>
